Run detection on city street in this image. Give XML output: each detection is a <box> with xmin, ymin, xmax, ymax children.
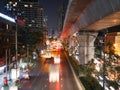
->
<box><xmin>0</xmin><ymin>0</ymin><xmax>120</xmax><ymax>90</ymax></box>
<box><xmin>19</xmin><ymin>50</ymin><xmax>81</xmax><ymax>90</ymax></box>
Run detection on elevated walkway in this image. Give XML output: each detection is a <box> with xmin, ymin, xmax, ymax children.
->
<box><xmin>61</xmin><ymin>0</ymin><xmax>120</xmax><ymax>64</ymax></box>
<box><xmin>61</xmin><ymin>0</ymin><xmax>120</xmax><ymax>38</ymax></box>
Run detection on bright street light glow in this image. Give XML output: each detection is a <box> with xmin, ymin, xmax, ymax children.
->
<box><xmin>0</xmin><ymin>13</ymin><xmax>15</xmax><ymax>23</ymax></box>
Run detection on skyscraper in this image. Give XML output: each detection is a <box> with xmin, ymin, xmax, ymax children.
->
<box><xmin>6</xmin><ymin>0</ymin><xmax>46</xmax><ymax>31</ymax></box>
<box><xmin>0</xmin><ymin>0</ymin><xmax>8</xmax><ymax>14</ymax></box>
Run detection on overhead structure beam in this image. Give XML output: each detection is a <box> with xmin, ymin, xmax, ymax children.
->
<box><xmin>61</xmin><ymin>0</ymin><xmax>120</xmax><ymax>38</ymax></box>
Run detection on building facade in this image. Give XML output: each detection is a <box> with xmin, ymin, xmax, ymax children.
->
<box><xmin>6</xmin><ymin>0</ymin><xmax>46</xmax><ymax>31</ymax></box>
<box><xmin>0</xmin><ymin>17</ymin><xmax>16</xmax><ymax>58</ymax></box>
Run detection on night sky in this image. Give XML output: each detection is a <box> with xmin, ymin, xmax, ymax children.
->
<box><xmin>40</xmin><ymin>0</ymin><xmax>65</xmax><ymax>32</ymax></box>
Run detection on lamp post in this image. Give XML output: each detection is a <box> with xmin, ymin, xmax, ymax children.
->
<box><xmin>15</xmin><ymin>15</ymin><xmax>18</xmax><ymax>75</ymax></box>
<box><xmin>13</xmin><ymin>2</ymin><xmax>18</xmax><ymax>81</ymax></box>
<box><xmin>27</xmin><ymin>44</ymin><xmax>29</xmax><ymax>59</ymax></box>
<box><xmin>103</xmin><ymin>34</ymin><xmax>106</xmax><ymax>90</ymax></box>
<box><xmin>96</xmin><ymin>30</ymin><xmax>107</xmax><ymax>90</ymax></box>
<box><xmin>27</xmin><ymin>44</ymin><xmax>29</xmax><ymax>65</ymax></box>
<box><xmin>100</xmin><ymin>30</ymin><xmax>108</xmax><ymax>90</ymax></box>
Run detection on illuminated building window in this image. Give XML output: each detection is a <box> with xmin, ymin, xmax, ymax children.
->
<box><xmin>40</xmin><ymin>8</ymin><xmax>43</xmax><ymax>10</ymax></box>
<box><xmin>30</xmin><ymin>5</ymin><xmax>32</xmax><ymax>7</ymax></box>
<box><xmin>6</xmin><ymin>24</ymin><xmax>9</xmax><ymax>30</ymax></box>
<box><xmin>31</xmin><ymin>20</ymin><xmax>35</xmax><ymax>23</ymax></box>
<box><xmin>13</xmin><ymin>2</ymin><xmax>17</xmax><ymax>7</ymax></box>
<box><xmin>24</xmin><ymin>4</ymin><xmax>28</xmax><ymax>7</ymax></box>
<box><xmin>9</xmin><ymin>1</ymin><xmax>13</xmax><ymax>4</ymax></box>
<box><xmin>28</xmin><ymin>24</ymin><xmax>32</xmax><ymax>27</ymax></box>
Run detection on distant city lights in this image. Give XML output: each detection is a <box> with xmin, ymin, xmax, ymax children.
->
<box><xmin>0</xmin><ymin>13</ymin><xmax>15</xmax><ymax>23</ymax></box>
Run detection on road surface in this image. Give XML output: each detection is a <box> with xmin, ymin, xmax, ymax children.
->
<box><xmin>19</xmin><ymin>50</ymin><xmax>80</xmax><ymax>90</ymax></box>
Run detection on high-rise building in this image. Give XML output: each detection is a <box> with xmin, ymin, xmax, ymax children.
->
<box><xmin>6</xmin><ymin>0</ymin><xmax>46</xmax><ymax>31</ymax></box>
<box><xmin>0</xmin><ymin>0</ymin><xmax>8</xmax><ymax>14</ymax></box>
<box><xmin>18</xmin><ymin>2</ymin><xmax>40</xmax><ymax>30</ymax></box>
<box><xmin>57</xmin><ymin>0</ymin><xmax>68</xmax><ymax>38</ymax></box>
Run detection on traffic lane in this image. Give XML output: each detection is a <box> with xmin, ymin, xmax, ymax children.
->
<box><xmin>59</xmin><ymin>51</ymin><xmax>79</xmax><ymax>90</ymax></box>
<box><xmin>19</xmin><ymin>50</ymin><xmax>79</xmax><ymax>90</ymax></box>
<box><xmin>30</xmin><ymin>63</ymin><xmax>50</xmax><ymax>90</ymax></box>
<box><xmin>19</xmin><ymin>59</ymin><xmax>45</xmax><ymax>90</ymax></box>
<box><xmin>47</xmin><ymin>50</ymin><xmax>79</xmax><ymax>90</ymax></box>
<box><xmin>29</xmin><ymin>63</ymin><xmax>60</xmax><ymax>90</ymax></box>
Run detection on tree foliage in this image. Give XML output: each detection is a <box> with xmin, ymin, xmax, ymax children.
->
<box><xmin>22</xmin><ymin>30</ymin><xmax>44</xmax><ymax>46</ymax></box>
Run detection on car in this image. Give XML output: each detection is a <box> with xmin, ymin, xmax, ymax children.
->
<box><xmin>44</xmin><ymin>57</ymin><xmax>54</xmax><ymax>64</ymax></box>
<box><xmin>54</xmin><ymin>55</ymin><xmax>60</xmax><ymax>64</ymax></box>
<box><xmin>45</xmin><ymin>52</ymin><xmax>52</xmax><ymax>58</ymax></box>
<box><xmin>22</xmin><ymin>71</ymin><xmax>30</xmax><ymax>79</ymax></box>
<box><xmin>116</xmin><ymin>80</ymin><xmax>120</xmax><ymax>85</ymax></box>
<box><xmin>49</xmin><ymin>71</ymin><xmax>59</xmax><ymax>82</ymax></box>
<box><xmin>49</xmin><ymin>64</ymin><xmax>59</xmax><ymax>82</ymax></box>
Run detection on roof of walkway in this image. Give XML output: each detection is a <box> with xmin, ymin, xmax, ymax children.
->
<box><xmin>61</xmin><ymin>0</ymin><xmax>120</xmax><ymax>38</ymax></box>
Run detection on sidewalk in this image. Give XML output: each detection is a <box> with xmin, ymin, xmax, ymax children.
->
<box><xmin>0</xmin><ymin>72</ymin><xmax>13</xmax><ymax>89</ymax></box>
<box><xmin>0</xmin><ymin>56</ymin><xmax>37</xmax><ymax>90</ymax></box>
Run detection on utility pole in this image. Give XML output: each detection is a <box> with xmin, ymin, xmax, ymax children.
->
<box><xmin>103</xmin><ymin>35</ymin><xmax>106</xmax><ymax>90</ymax></box>
<box><xmin>13</xmin><ymin>1</ymin><xmax>18</xmax><ymax>80</ymax></box>
<box><xmin>5</xmin><ymin>49</ymin><xmax>8</xmax><ymax>75</ymax></box>
<box><xmin>102</xmin><ymin>30</ymin><xmax>108</xmax><ymax>90</ymax></box>
<box><xmin>15</xmin><ymin>15</ymin><xmax>18</xmax><ymax>79</ymax></box>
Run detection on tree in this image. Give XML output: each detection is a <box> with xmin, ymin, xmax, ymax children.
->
<box><xmin>22</xmin><ymin>30</ymin><xmax>44</xmax><ymax>47</ymax></box>
<box><xmin>106</xmin><ymin>42</ymin><xmax>115</xmax><ymax>59</ymax></box>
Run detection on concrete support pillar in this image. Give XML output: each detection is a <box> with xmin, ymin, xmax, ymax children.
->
<box><xmin>78</xmin><ymin>32</ymin><xmax>98</xmax><ymax>64</ymax></box>
<box><xmin>68</xmin><ymin>36</ymin><xmax>76</xmax><ymax>55</ymax></box>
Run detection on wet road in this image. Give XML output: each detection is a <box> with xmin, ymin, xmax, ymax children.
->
<box><xmin>19</xmin><ymin>50</ymin><xmax>80</xmax><ymax>90</ymax></box>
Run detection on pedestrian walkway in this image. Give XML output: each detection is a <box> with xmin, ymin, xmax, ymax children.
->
<box><xmin>0</xmin><ymin>72</ymin><xmax>13</xmax><ymax>89</ymax></box>
<box><xmin>0</xmin><ymin>56</ymin><xmax>37</xmax><ymax>90</ymax></box>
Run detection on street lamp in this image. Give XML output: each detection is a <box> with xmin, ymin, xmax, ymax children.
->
<box><xmin>100</xmin><ymin>30</ymin><xmax>108</xmax><ymax>90</ymax></box>
<box><xmin>103</xmin><ymin>34</ymin><xmax>106</xmax><ymax>90</ymax></box>
<box><xmin>12</xmin><ymin>2</ymin><xmax>18</xmax><ymax>81</ymax></box>
<box><xmin>95</xmin><ymin>30</ymin><xmax>108</xmax><ymax>90</ymax></box>
<box><xmin>27</xmin><ymin>44</ymin><xmax>29</xmax><ymax>59</ymax></box>
<box><xmin>15</xmin><ymin>15</ymin><xmax>18</xmax><ymax>75</ymax></box>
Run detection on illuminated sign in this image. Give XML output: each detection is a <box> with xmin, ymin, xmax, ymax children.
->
<box><xmin>0</xmin><ymin>13</ymin><xmax>15</xmax><ymax>23</ymax></box>
<box><xmin>9</xmin><ymin>86</ymin><xmax>18</xmax><ymax>90</ymax></box>
<box><xmin>11</xmin><ymin>69</ymin><xmax>20</xmax><ymax>80</ymax></box>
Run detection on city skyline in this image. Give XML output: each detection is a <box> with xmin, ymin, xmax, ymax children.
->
<box><xmin>39</xmin><ymin>0</ymin><xmax>68</xmax><ymax>32</ymax></box>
